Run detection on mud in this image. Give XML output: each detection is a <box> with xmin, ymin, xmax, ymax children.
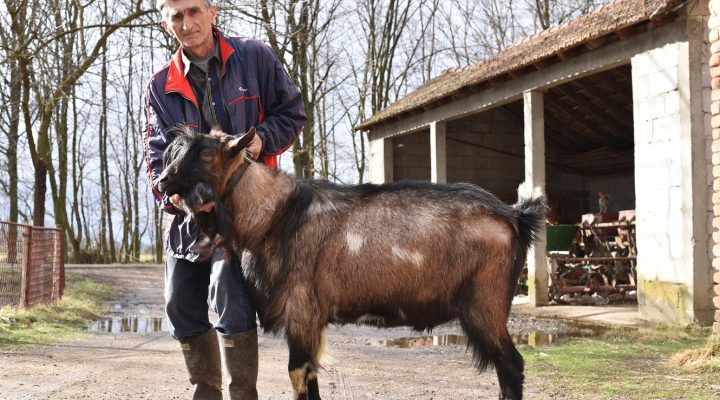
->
<box><xmin>0</xmin><ymin>266</ymin><xmax>585</xmax><ymax>399</ymax></box>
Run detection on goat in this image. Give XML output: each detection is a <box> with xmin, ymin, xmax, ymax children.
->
<box><xmin>157</xmin><ymin>127</ymin><xmax>545</xmax><ymax>400</ymax></box>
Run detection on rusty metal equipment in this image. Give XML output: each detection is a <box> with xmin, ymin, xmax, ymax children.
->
<box><xmin>546</xmin><ymin>211</ymin><xmax>637</xmax><ymax>305</ymax></box>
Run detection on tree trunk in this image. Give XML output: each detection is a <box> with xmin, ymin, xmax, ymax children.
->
<box><xmin>33</xmin><ymin>159</ymin><xmax>47</xmax><ymax>227</ymax></box>
<box><xmin>154</xmin><ymin>207</ymin><xmax>163</xmax><ymax>264</ymax></box>
<box><xmin>99</xmin><ymin>47</ymin><xmax>116</xmax><ymax>262</ymax></box>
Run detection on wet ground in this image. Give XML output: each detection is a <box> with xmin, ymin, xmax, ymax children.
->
<box><xmin>0</xmin><ymin>265</ymin><xmax>631</xmax><ymax>399</ymax></box>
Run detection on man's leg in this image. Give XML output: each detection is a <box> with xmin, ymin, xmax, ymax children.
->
<box><xmin>209</xmin><ymin>250</ymin><xmax>258</xmax><ymax>400</ymax></box>
<box><xmin>165</xmin><ymin>256</ymin><xmax>222</xmax><ymax>399</ymax></box>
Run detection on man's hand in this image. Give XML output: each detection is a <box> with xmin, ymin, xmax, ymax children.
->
<box><xmin>170</xmin><ymin>194</ymin><xmax>185</xmax><ymax>211</ymax></box>
<box><xmin>246</xmin><ymin>133</ymin><xmax>263</xmax><ymax>160</ymax></box>
<box><xmin>170</xmin><ymin>194</ymin><xmax>214</xmax><ymax>213</ymax></box>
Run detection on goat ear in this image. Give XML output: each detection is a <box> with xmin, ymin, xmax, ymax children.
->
<box><xmin>226</xmin><ymin>127</ymin><xmax>256</xmax><ymax>159</ymax></box>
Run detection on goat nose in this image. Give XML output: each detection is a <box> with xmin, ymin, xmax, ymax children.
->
<box><xmin>157</xmin><ymin>171</ymin><xmax>176</xmax><ymax>190</ymax></box>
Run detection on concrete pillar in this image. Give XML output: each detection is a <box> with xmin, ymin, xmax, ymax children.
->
<box><xmin>430</xmin><ymin>121</ymin><xmax>447</xmax><ymax>183</ymax></box>
<box><xmin>632</xmin><ymin>6</ymin><xmax>713</xmax><ymax>325</ymax></box>
<box><xmin>709</xmin><ymin>0</ymin><xmax>720</xmax><ymax>334</ymax></box>
<box><xmin>523</xmin><ymin>90</ymin><xmax>548</xmax><ymax>306</ymax></box>
<box><xmin>368</xmin><ymin>135</ymin><xmax>393</xmax><ymax>184</ymax></box>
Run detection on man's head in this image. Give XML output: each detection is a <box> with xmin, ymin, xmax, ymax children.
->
<box><xmin>158</xmin><ymin>0</ymin><xmax>217</xmax><ymax>58</ymax></box>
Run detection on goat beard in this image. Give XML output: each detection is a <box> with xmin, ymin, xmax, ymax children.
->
<box><xmin>181</xmin><ymin>182</ymin><xmax>234</xmax><ymax>259</ymax></box>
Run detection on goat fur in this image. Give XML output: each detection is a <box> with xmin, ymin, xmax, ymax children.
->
<box><xmin>157</xmin><ymin>127</ymin><xmax>545</xmax><ymax>400</ymax></box>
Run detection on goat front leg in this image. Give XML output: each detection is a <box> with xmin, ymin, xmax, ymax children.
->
<box><xmin>287</xmin><ymin>335</ymin><xmax>321</xmax><ymax>400</ymax></box>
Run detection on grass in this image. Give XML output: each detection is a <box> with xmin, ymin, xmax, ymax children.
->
<box><xmin>670</xmin><ymin>335</ymin><xmax>720</xmax><ymax>372</ymax></box>
<box><xmin>521</xmin><ymin>326</ymin><xmax>720</xmax><ymax>399</ymax></box>
<box><xmin>0</xmin><ymin>273</ymin><xmax>109</xmax><ymax>348</ymax></box>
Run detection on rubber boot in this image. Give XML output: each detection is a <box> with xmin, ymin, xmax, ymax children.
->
<box><xmin>180</xmin><ymin>329</ymin><xmax>223</xmax><ymax>400</ymax></box>
<box><xmin>221</xmin><ymin>328</ymin><xmax>259</xmax><ymax>400</ymax></box>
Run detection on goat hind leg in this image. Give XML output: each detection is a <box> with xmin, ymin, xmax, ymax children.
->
<box><xmin>494</xmin><ymin>336</ymin><xmax>524</xmax><ymax>400</ymax></box>
<box><xmin>459</xmin><ymin>303</ymin><xmax>524</xmax><ymax>399</ymax></box>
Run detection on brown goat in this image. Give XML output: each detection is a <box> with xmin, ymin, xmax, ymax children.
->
<box><xmin>157</xmin><ymin>127</ymin><xmax>545</xmax><ymax>400</ymax></box>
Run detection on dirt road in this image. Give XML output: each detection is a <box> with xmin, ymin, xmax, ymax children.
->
<box><xmin>0</xmin><ymin>266</ymin><xmax>563</xmax><ymax>399</ymax></box>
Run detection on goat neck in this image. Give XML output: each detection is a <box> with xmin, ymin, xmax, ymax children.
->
<box><xmin>223</xmin><ymin>162</ymin><xmax>296</xmax><ymax>252</ymax></box>
<box><xmin>220</xmin><ymin>153</ymin><xmax>253</xmax><ymax>200</ymax></box>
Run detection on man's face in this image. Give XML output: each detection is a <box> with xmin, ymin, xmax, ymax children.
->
<box><xmin>161</xmin><ymin>0</ymin><xmax>217</xmax><ymax>58</ymax></box>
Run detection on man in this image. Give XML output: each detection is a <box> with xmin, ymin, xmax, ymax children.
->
<box><xmin>143</xmin><ymin>0</ymin><xmax>306</xmax><ymax>398</ymax></box>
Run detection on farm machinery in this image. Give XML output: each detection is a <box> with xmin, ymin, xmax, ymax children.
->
<box><xmin>546</xmin><ymin>210</ymin><xmax>637</xmax><ymax>305</ymax></box>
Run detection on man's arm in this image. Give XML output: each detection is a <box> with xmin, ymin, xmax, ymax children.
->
<box><xmin>253</xmin><ymin>42</ymin><xmax>307</xmax><ymax>157</ymax></box>
<box><xmin>144</xmin><ymin>78</ymin><xmax>181</xmax><ymax>215</ymax></box>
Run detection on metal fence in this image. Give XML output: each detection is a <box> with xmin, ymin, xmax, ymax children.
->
<box><xmin>0</xmin><ymin>222</ymin><xmax>64</xmax><ymax>308</ymax></box>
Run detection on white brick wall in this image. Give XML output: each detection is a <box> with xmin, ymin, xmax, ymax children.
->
<box><xmin>632</xmin><ymin>43</ymin><xmax>687</xmax><ymax>283</ymax></box>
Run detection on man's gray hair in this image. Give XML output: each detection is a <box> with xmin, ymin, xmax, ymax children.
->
<box><xmin>156</xmin><ymin>0</ymin><xmax>213</xmax><ymax>13</ymax></box>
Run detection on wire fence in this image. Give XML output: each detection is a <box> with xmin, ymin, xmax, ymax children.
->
<box><xmin>0</xmin><ymin>222</ymin><xmax>64</xmax><ymax>308</ymax></box>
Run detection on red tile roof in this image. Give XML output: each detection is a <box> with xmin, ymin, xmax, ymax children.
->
<box><xmin>356</xmin><ymin>0</ymin><xmax>683</xmax><ymax>131</ymax></box>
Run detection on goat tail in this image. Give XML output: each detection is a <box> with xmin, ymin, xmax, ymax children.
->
<box><xmin>510</xmin><ymin>192</ymin><xmax>547</xmax><ymax>294</ymax></box>
<box><xmin>514</xmin><ymin>194</ymin><xmax>546</xmax><ymax>255</ymax></box>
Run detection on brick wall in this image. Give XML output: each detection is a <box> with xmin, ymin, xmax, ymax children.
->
<box><xmin>446</xmin><ymin>108</ymin><xmax>524</xmax><ymax>202</ymax></box>
<box><xmin>392</xmin><ymin>130</ymin><xmax>431</xmax><ymax>181</ymax></box>
<box><xmin>709</xmin><ymin>0</ymin><xmax>720</xmax><ymax>335</ymax></box>
<box><xmin>392</xmin><ymin>108</ymin><xmax>525</xmax><ymax>203</ymax></box>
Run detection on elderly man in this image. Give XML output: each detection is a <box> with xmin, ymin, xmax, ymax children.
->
<box><xmin>143</xmin><ymin>0</ymin><xmax>306</xmax><ymax>398</ymax></box>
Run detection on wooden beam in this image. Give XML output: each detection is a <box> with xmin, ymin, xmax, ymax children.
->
<box><xmin>543</xmin><ymin>92</ymin><xmax>609</xmax><ymax>145</ymax></box>
<box><xmin>552</xmin><ymin>85</ymin><xmax>633</xmax><ymax>147</ymax></box>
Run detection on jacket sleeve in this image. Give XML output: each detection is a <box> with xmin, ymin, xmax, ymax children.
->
<box><xmin>254</xmin><ymin>42</ymin><xmax>307</xmax><ymax>156</ymax></box>
<box><xmin>143</xmin><ymin>77</ymin><xmax>180</xmax><ymax>215</ymax></box>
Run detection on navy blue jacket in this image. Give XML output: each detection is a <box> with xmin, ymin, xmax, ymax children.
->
<box><xmin>144</xmin><ymin>29</ymin><xmax>307</xmax><ymax>260</ymax></box>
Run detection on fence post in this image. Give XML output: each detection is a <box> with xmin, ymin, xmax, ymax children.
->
<box><xmin>19</xmin><ymin>227</ymin><xmax>33</xmax><ymax>308</ymax></box>
<box><xmin>53</xmin><ymin>228</ymin><xmax>65</xmax><ymax>301</ymax></box>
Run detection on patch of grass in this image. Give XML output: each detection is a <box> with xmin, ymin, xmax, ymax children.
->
<box><xmin>521</xmin><ymin>326</ymin><xmax>720</xmax><ymax>399</ymax></box>
<box><xmin>670</xmin><ymin>335</ymin><xmax>720</xmax><ymax>373</ymax></box>
<box><xmin>0</xmin><ymin>273</ymin><xmax>110</xmax><ymax>348</ymax></box>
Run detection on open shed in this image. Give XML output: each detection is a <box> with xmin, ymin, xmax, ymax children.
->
<box><xmin>357</xmin><ymin>0</ymin><xmax>716</xmax><ymax>326</ymax></box>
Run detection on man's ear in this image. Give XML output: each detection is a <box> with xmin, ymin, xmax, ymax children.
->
<box><xmin>209</xmin><ymin>4</ymin><xmax>218</xmax><ymax>24</ymax></box>
<box><xmin>161</xmin><ymin>20</ymin><xmax>169</xmax><ymax>33</ymax></box>
<box><xmin>226</xmin><ymin>127</ymin><xmax>256</xmax><ymax>159</ymax></box>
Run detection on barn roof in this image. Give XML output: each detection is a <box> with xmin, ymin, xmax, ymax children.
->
<box><xmin>356</xmin><ymin>0</ymin><xmax>687</xmax><ymax>132</ymax></box>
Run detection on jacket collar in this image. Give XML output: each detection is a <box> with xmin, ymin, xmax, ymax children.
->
<box><xmin>164</xmin><ymin>28</ymin><xmax>236</xmax><ymax>108</ymax></box>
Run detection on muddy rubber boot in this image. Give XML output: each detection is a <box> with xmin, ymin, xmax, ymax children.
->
<box><xmin>180</xmin><ymin>329</ymin><xmax>223</xmax><ymax>400</ymax></box>
<box><xmin>221</xmin><ymin>328</ymin><xmax>259</xmax><ymax>400</ymax></box>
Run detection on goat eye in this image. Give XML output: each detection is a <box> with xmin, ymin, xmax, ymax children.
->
<box><xmin>201</xmin><ymin>151</ymin><xmax>213</xmax><ymax>161</ymax></box>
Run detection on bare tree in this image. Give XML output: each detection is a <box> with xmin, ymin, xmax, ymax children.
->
<box><xmin>340</xmin><ymin>0</ymin><xmax>435</xmax><ymax>182</ymax></box>
<box><xmin>0</xmin><ymin>0</ymin><xmax>615</xmax><ymax>262</ymax></box>
<box><xmin>229</xmin><ymin>0</ymin><xmax>343</xmax><ymax>179</ymax></box>
<box><xmin>3</xmin><ymin>0</ymin><xmax>152</xmax><ymax>230</ymax></box>
<box><xmin>525</xmin><ymin>0</ymin><xmax>609</xmax><ymax>32</ymax></box>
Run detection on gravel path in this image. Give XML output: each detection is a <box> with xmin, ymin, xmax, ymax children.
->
<box><xmin>0</xmin><ymin>266</ymin><xmax>584</xmax><ymax>400</ymax></box>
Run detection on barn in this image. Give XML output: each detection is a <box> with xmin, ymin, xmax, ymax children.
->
<box><xmin>356</xmin><ymin>0</ymin><xmax>720</xmax><ymax>330</ymax></box>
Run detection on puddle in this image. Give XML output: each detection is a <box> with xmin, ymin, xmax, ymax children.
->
<box><xmin>88</xmin><ymin>316</ymin><xmax>168</xmax><ymax>334</ymax></box>
<box><xmin>376</xmin><ymin>327</ymin><xmax>607</xmax><ymax>348</ymax></box>
<box><xmin>378</xmin><ymin>334</ymin><xmax>467</xmax><ymax>348</ymax></box>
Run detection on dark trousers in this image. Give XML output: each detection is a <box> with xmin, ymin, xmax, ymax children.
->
<box><xmin>164</xmin><ymin>250</ymin><xmax>257</xmax><ymax>340</ymax></box>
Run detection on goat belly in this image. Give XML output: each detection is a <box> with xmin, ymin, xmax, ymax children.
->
<box><xmin>329</xmin><ymin>303</ymin><xmax>453</xmax><ymax>330</ymax></box>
